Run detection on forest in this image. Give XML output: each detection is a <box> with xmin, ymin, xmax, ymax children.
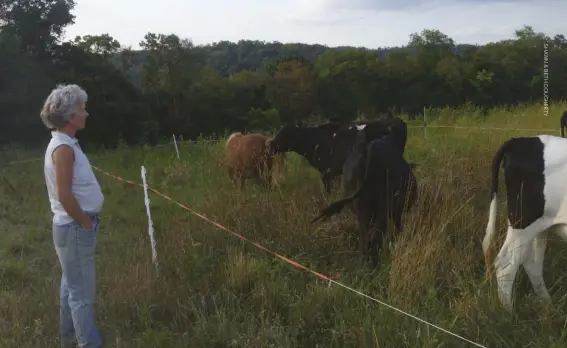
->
<box><xmin>1</xmin><ymin>0</ymin><xmax>566</xmax><ymax>149</ymax></box>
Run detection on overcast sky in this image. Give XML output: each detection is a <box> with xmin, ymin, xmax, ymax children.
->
<box><xmin>63</xmin><ymin>0</ymin><xmax>566</xmax><ymax>49</ymax></box>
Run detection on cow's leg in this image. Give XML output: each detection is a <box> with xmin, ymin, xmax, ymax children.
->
<box><xmin>368</xmin><ymin>215</ymin><xmax>388</xmax><ymax>268</ymax></box>
<box><xmin>494</xmin><ymin>218</ymin><xmax>550</xmax><ymax>310</ymax></box>
<box><xmin>392</xmin><ymin>208</ymin><xmax>404</xmax><ymax>233</ymax></box>
<box><xmin>356</xmin><ymin>214</ymin><xmax>370</xmax><ymax>256</ymax></box>
<box><xmin>230</xmin><ymin>168</ymin><xmax>244</xmax><ymax>189</ymax></box>
<box><xmin>228</xmin><ymin>167</ymin><xmax>237</xmax><ymax>186</ymax></box>
<box><xmin>321</xmin><ymin>171</ymin><xmax>333</xmax><ymax>195</ymax></box>
<box><xmin>522</xmin><ymin>230</ymin><xmax>551</xmax><ymax>304</ymax></box>
<box><xmin>239</xmin><ymin>172</ymin><xmax>246</xmax><ymax>190</ymax></box>
<box><xmin>354</xmin><ymin>203</ymin><xmax>372</xmax><ymax>257</ymax></box>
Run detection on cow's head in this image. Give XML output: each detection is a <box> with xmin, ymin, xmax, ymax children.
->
<box><xmin>345</xmin><ymin>121</ymin><xmax>389</xmax><ymax>153</ymax></box>
<box><xmin>332</xmin><ymin>124</ymin><xmax>358</xmax><ymax>144</ymax></box>
<box><xmin>387</xmin><ymin>118</ymin><xmax>408</xmax><ymax>154</ymax></box>
<box><xmin>268</xmin><ymin>122</ymin><xmax>306</xmax><ymax>154</ymax></box>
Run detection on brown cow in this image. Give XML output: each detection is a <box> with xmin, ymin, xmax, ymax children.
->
<box><xmin>224</xmin><ymin>132</ymin><xmax>286</xmax><ymax>189</ymax></box>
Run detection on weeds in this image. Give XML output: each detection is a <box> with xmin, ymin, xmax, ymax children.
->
<box><xmin>1</xmin><ymin>102</ymin><xmax>567</xmax><ymax>347</ymax></box>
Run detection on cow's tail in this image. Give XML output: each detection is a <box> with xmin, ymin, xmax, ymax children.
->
<box><xmin>311</xmin><ymin>145</ymin><xmax>375</xmax><ymax>223</ymax></box>
<box><xmin>311</xmin><ymin>189</ymin><xmax>364</xmax><ymax>224</ymax></box>
<box><xmin>311</xmin><ymin>138</ymin><xmax>385</xmax><ymax>224</ymax></box>
<box><xmin>482</xmin><ymin>139</ymin><xmax>509</xmax><ymax>280</ymax></box>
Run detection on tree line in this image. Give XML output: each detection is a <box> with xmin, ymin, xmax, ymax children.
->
<box><xmin>1</xmin><ymin>0</ymin><xmax>565</xmax><ymax>150</ymax></box>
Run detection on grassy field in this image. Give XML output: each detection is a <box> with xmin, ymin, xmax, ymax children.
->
<box><xmin>2</xmin><ymin>102</ymin><xmax>567</xmax><ymax>348</ymax></box>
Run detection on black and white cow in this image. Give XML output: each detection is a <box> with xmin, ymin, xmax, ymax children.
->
<box><xmin>267</xmin><ymin>119</ymin><xmax>399</xmax><ymax>194</ymax></box>
<box><xmin>311</xmin><ymin>120</ymin><xmax>418</xmax><ymax>267</ymax></box>
<box><xmin>266</xmin><ymin>121</ymin><xmax>343</xmax><ymax>194</ymax></box>
<box><xmin>483</xmin><ymin>135</ymin><xmax>567</xmax><ymax>311</ymax></box>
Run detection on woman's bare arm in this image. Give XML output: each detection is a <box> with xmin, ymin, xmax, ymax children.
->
<box><xmin>52</xmin><ymin>145</ymin><xmax>93</xmax><ymax>230</ymax></box>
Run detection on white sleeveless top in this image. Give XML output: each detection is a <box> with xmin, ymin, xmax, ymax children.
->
<box><xmin>44</xmin><ymin>131</ymin><xmax>104</xmax><ymax>225</ymax></box>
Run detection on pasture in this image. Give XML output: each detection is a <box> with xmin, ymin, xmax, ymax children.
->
<box><xmin>3</xmin><ymin>102</ymin><xmax>567</xmax><ymax>347</ymax></box>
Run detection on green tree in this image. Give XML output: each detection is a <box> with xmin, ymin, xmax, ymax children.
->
<box><xmin>53</xmin><ymin>41</ymin><xmax>157</xmax><ymax>147</ymax></box>
<box><xmin>0</xmin><ymin>0</ymin><xmax>76</xmax><ymax>58</ymax></box>
<box><xmin>139</xmin><ymin>32</ymin><xmax>202</xmax><ymax>137</ymax></box>
<box><xmin>72</xmin><ymin>33</ymin><xmax>121</xmax><ymax>58</ymax></box>
<box><xmin>266</xmin><ymin>59</ymin><xmax>318</xmax><ymax>123</ymax></box>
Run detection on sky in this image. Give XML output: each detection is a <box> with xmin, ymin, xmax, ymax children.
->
<box><xmin>63</xmin><ymin>0</ymin><xmax>566</xmax><ymax>49</ymax></box>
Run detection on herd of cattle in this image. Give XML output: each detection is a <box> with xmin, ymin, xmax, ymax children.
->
<box><xmin>224</xmin><ymin>118</ymin><xmax>415</xmax><ymax>266</ymax></box>
<box><xmin>223</xmin><ymin>109</ymin><xmax>567</xmax><ymax>312</ymax></box>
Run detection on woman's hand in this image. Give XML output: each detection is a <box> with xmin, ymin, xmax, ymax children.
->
<box><xmin>81</xmin><ymin>217</ymin><xmax>94</xmax><ymax>231</ymax></box>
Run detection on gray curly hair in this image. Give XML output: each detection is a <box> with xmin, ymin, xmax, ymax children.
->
<box><xmin>40</xmin><ymin>84</ymin><xmax>88</xmax><ymax>129</ymax></box>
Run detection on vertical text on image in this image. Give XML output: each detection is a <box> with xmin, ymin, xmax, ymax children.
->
<box><xmin>543</xmin><ymin>40</ymin><xmax>549</xmax><ymax>117</ymax></box>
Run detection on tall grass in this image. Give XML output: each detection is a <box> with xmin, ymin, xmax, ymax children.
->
<box><xmin>1</xmin><ymin>102</ymin><xmax>567</xmax><ymax>348</ymax></box>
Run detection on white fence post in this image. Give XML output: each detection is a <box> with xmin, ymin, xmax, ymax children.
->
<box><xmin>172</xmin><ymin>134</ymin><xmax>180</xmax><ymax>159</ymax></box>
<box><xmin>141</xmin><ymin>166</ymin><xmax>158</xmax><ymax>272</ymax></box>
<box><xmin>423</xmin><ymin>106</ymin><xmax>428</xmax><ymax>139</ymax></box>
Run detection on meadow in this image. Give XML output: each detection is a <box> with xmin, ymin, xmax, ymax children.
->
<box><xmin>3</xmin><ymin>102</ymin><xmax>567</xmax><ymax>348</ymax></box>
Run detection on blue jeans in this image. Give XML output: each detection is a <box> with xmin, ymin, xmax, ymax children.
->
<box><xmin>53</xmin><ymin>215</ymin><xmax>102</xmax><ymax>348</ymax></box>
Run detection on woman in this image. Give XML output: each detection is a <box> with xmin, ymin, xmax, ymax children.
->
<box><xmin>41</xmin><ymin>84</ymin><xmax>104</xmax><ymax>348</ymax></box>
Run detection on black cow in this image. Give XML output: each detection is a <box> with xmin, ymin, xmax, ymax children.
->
<box><xmin>267</xmin><ymin>121</ymin><xmax>343</xmax><ymax>194</ymax></box>
<box><xmin>482</xmin><ymin>135</ymin><xmax>567</xmax><ymax>312</ymax></box>
<box><xmin>333</xmin><ymin>117</ymin><xmax>410</xmax><ymax>204</ymax></box>
<box><xmin>268</xmin><ymin>119</ymin><xmax>401</xmax><ymax>194</ymax></box>
<box><xmin>311</xmin><ymin>123</ymin><xmax>418</xmax><ymax>267</ymax></box>
<box><xmin>560</xmin><ymin>109</ymin><xmax>567</xmax><ymax>137</ymax></box>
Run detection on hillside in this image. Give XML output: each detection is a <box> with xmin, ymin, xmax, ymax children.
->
<box><xmin>119</xmin><ymin>40</ymin><xmax>481</xmax><ymax>88</ymax></box>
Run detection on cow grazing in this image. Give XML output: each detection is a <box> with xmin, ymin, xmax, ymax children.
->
<box><xmin>224</xmin><ymin>132</ymin><xmax>281</xmax><ymax>189</ymax></box>
<box><xmin>483</xmin><ymin>135</ymin><xmax>567</xmax><ymax>311</ymax></box>
<box><xmin>311</xmin><ymin>124</ymin><xmax>418</xmax><ymax>267</ymax></box>
<box><xmin>267</xmin><ymin>119</ymin><xmax>400</xmax><ymax>195</ymax></box>
<box><xmin>266</xmin><ymin>122</ymin><xmax>345</xmax><ymax>194</ymax></box>
<box><xmin>561</xmin><ymin>109</ymin><xmax>567</xmax><ymax>137</ymax></box>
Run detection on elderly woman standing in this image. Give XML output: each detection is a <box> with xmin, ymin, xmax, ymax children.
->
<box><xmin>41</xmin><ymin>84</ymin><xmax>104</xmax><ymax>348</ymax></box>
